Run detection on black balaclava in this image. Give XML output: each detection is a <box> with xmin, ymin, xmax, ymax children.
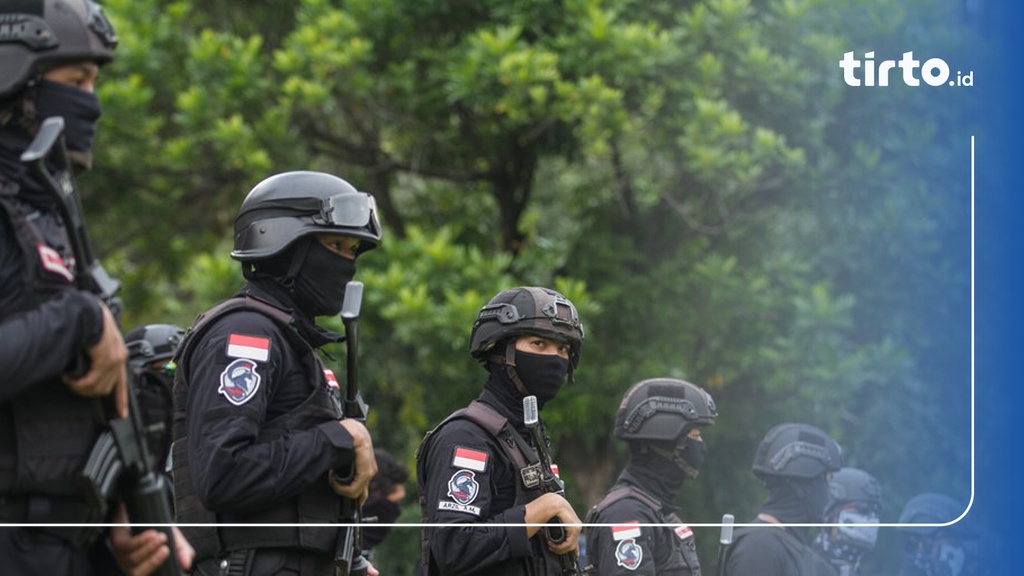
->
<box><xmin>361</xmin><ymin>496</ymin><xmax>402</xmax><ymax>550</ymax></box>
<box><xmin>649</xmin><ymin>434</ymin><xmax>707</xmax><ymax>480</ymax></box>
<box><xmin>291</xmin><ymin>237</ymin><xmax>357</xmax><ymax>317</ymax></box>
<box><xmin>759</xmin><ymin>474</ymin><xmax>830</xmax><ymax>542</ymax></box>
<box><xmin>34</xmin><ymin>80</ymin><xmax>103</xmax><ymax>173</ymax></box>
<box><xmin>620</xmin><ymin>442</ymin><xmax>688</xmax><ymax>507</ymax></box>
<box><xmin>480</xmin><ymin>362</ymin><xmax>529</xmax><ymax>427</ymax></box>
<box><xmin>512</xmin><ymin>349</ymin><xmax>569</xmax><ymax>409</ymax></box>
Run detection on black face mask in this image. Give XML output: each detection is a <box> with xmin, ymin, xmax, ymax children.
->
<box><xmin>513</xmin><ymin>350</ymin><xmax>569</xmax><ymax>409</ymax></box>
<box><xmin>678</xmin><ymin>437</ymin><xmax>707</xmax><ymax>478</ymax></box>
<box><xmin>34</xmin><ymin>80</ymin><xmax>103</xmax><ymax>173</ymax></box>
<box><xmin>292</xmin><ymin>239</ymin><xmax>356</xmax><ymax>317</ymax></box>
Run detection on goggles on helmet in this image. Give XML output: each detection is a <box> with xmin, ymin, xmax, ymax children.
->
<box><xmin>315</xmin><ymin>192</ymin><xmax>380</xmax><ymax>232</ymax></box>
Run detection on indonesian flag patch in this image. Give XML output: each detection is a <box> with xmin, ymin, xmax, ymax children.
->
<box><xmin>674</xmin><ymin>525</ymin><xmax>693</xmax><ymax>541</ymax></box>
<box><xmin>451</xmin><ymin>446</ymin><xmax>489</xmax><ymax>472</ymax></box>
<box><xmin>37</xmin><ymin>244</ymin><xmax>73</xmax><ymax>282</ymax></box>
<box><xmin>226</xmin><ymin>333</ymin><xmax>270</xmax><ymax>362</ymax></box>
<box><xmin>612</xmin><ymin>521</ymin><xmax>642</xmax><ymax>541</ymax></box>
<box><xmin>323</xmin><ymin>368</ymin><xmax>340</xmax><ymax>390</ymax></box>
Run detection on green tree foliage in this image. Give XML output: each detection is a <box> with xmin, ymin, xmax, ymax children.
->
<box><xmin>85</xmin><ymin>0</ymin><xmax>977</xmax><ymax>572</ymax></box>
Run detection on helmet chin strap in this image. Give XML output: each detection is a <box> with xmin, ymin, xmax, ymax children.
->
<box><xmin>489</xmin><ymin>341</ymin><xmax>530</xmax><ymax>397</ymax></box>
<box><xmin>649</xmin><ymin>441</ymin><xmax>700</xmax><ymax>478</ymax></box>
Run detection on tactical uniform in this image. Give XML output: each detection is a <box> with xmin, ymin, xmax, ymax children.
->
<box><xmin>584</xmin><ymin>379</ymin><xmax>716</xmax><ymax>576</ymax></box>
<box><xmin>0</xmin><ymin>1</ymin><xmax>127</xmax><ymax>573</ymax></box>
<box><xmin>721</xmin><ymin>423</ymin><xmax>842</xmax><ymax>576</ymax></box>
<box><xmin>171</xmin><ymin>171</ymin><xmax>382</xmax><ymax>576</ymax></box>
<box><xmin>417</xmin><ymin>286</ymin><xmax>585</xmax><ymax>576</ymax></box>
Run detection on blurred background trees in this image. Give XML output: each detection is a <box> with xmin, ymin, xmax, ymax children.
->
<box><xmin>86</xmin><ymin>0</ymin><xmax>979</xmax><ymax>572</ymax></box>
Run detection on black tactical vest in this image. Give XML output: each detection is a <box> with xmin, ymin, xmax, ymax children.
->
<box><xmin>0</xmin><ymin>177</ymin><xmax>104</xmax><ymax>507</ymax></box>
<box><xmin>416</xmin><ymin>400</ymin><xmax>564</xmax><ymax>576</ymax></box>
<box><xmin>170</xmin><ymin>295</ymin><xmax>346</xmax><ymax>560</ymax></box>
<box><xmin>586</xmin><ymin>485</ymin><xmax>702</xmax><ymax>576</ymax></box>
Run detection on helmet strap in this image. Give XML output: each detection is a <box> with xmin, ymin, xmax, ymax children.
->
<box><xmin>282</xmin><ymin>236</ymin><xmax>313</xmax><ymax>289</ymax></box>
<box><xmin>499</xmin><ymin>341</ymin><xmax>530</xmax><ymax>398</ymax></box>
<box><xmin>649</xmin><ymin>441</ymin><xmax>700</xmax><ymax>478</ymax></box>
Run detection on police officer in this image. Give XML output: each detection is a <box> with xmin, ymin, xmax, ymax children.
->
<box><xmin>896</xmin><ymin>493</ymin><xmax>978</xmax><ymax>576</ymax></box>
<box><xmin>416</xmin><ymin>286</ymin><xmax>585</xmax><ymax>576</ymax></box>
<box><xmin>171</xmin><ymin>170</ymin><xmax>381</xmax><ymax>576</ymax></box>
<box><xmin>585</xmin><ymin>378</ymin><xmax>718</xmax><ymax>576</ymax></box>
<box><xmin>0</xmin><ymin>1</ymin><xmax>191</xmax><ymax>574</ymax></box>
<box><xmin>811</xmin><ymin>467</ymin><xmax>882</xmax><ymax>576</ymax></box>
<box><xmin>721</xmin><ymin>423</ymin><xmax>842</xmax><ymax>576</ymax></box>
<box><xmin>125</xmin><ymin>324</ymin><xmax>186</xmax><ymax>473</ymax></box>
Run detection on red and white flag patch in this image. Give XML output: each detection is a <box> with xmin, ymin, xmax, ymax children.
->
<box><xmin>37</xmin><ymin>244</ymin><xmax>73</xmax><ymax>282</ymax></box>
<box><xmin>550</xmin><ymin>463</ymin><xmax>560</xmax><ymax>477</ymax></box>
<box><xmin>674</xmin><ymin>525</ymin><xmax>693</xmax><ymax>541</ymax></box>
<box><xmin>612</xmin><ymin>521</ymin><xmax>642</xmax><ymax>541</ymax></box>
<box><xmin>226</xmin><ymin>333</ymin><xmax>270</xmax><ymax>362</ymax></box>
<box><xmin>452</xmin><ymin>447</ymin><xmax>489</xmax><ymax>472</ymax></box>
<box><xmin>323</xmin><ymin>368</ymin><xmax>340</xmax><ymax>390</ymax></box>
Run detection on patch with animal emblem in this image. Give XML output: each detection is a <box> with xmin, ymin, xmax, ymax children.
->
<box><xmin>218</xmin><ymin>358</ymin><xmax>262</xmax><ymax>406</ymax></box>
<box><xmin>615</xmin><ymin>538</ymin><xmax>643</xmax><ymax>571</ymax></box>
<box><xmin>438</xmin><ymin>469</ymin><xmax>482</xmax><ymax>516</ymax></box>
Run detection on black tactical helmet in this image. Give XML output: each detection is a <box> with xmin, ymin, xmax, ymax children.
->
<box><xmin>125</xmin><ymin>324</ymin><xmax>185</xmax><ymax>370</ymax></box>
<box><xmin>752</xmin><ymin>422</ymin><xmax>842</xmax><ymax>480</ymax></box>
<box><xmin>897</xmin><ymin>492</ymin><xmax>969</xmax><ymax>537</ymax></box>
<box><xmin>469</xmin><ymin>286</ymin><xmax>584</xmax><ymax>369</ymax></box>
<box><xmin>231</xmin><ymin>171</ymin><xmax>382</xmax><ymax>261</ymax></box>
<box><xmin>614</xmin><ymin>378</ymin><xmax>717</xmax><ymax>442</ymax></box>
<box><xmin>826</xmin><ymin>467</ymin><xmax>882</xmax><ymax>519</ymax></box>
<box><xmin>0</xmin><ymin>0</ymin><xmax>117</xmax><ymax>98</ymax></box>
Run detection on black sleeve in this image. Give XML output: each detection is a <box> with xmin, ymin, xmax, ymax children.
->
<box><xmin>723</xmin><ymin>528</ymin><xmax>791</xmax><ymax>576</ymax></box>
<box><xmin>420</xmin><ymin>420</ymin><xmax>533</xmax><ymax>575</ymax></box>
<box><xmin>182</xmin><ymin>311</ymin><xmax>354</xmax><ymax>513</ymax></box>
<box><xmin>0</xmin><ymin>289</ymin><xmax>104</xmax><ymax>400</ymax></box>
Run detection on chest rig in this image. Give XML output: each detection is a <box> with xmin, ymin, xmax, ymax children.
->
<box><xmin>170</xmin><ymin>295</ymin><xmax>345</xmax><ymax>560</ymax></box>
<box><xmin>417</xmin><ymin>400</ymin><xmax>563</xmax><ymax>576</ymax></box>
<box><xmin>586</xmin><ymin>485</ymin><xmax>702</xmax><ymax>576</ymax></box>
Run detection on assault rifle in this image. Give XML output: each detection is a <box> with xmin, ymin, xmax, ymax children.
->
<box><xmin>523</xmin><ymin>395</ymin><xmax>582</xmax><ymax>576</ymax></box>
<box><xmin>334</xmin><ymin>281</ymin><xmax>369</xmax><ymax>576</ymax></box>
<box><xmin>21</xmin><ymin>117</ymin><xmax>182</xmax><ymax>576</ymax></box>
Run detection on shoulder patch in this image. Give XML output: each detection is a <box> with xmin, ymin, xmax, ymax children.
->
<box><xmin>452</xmin><ymin>446</ymin><xmax>489</xmax><ymax>472</ymax></box>
<box><xmin>226</xmin><ymin>333</ymin><xmax>270</xmax><ymax>362</ymax></box>
<box><xmin>37</xmin><ymin>244</ymin><xmax>73</xmax><ymax>282</ymax></box>
<box><xmin>323</xmin><ymin>368</ymin><xmax>340</xmax><ymax>390</ymax></box>
<box><xmin>615</xmin><ymin>538</ymin><xmax>644</xmax><ymax>571</ymax></box>
<box><xmin>218</xmin><ymin>358</ymin><xmax>262</xmax><ymax>406</ymax></box>
<box><xmin>438</xmin><ymin>469</ymin><xmax>482</xmax><ymax>516</ymax></box>
<box><xmin>612</xmin><ymin>521</ymin><xmax>642</xmax><ymax>541</ymax></box>
<box><xmin>674</xmin><ymin>525</ymin><xmax>693</xmax><ymax>541</ymax></box>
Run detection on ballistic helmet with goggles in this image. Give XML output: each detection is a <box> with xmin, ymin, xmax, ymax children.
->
<box><xmin>752</xmin><ymin>422</ymin><xmax>842</xmax><ymax>480</ymax></box>
<box><xmin>469</xmin><ymin>286</ymin><xmax>584</xmax><ymax>370</ymax></box>
<box><xmin>0</xmin><ymin>0</ymin><xmax>117</xmax><ymax>98</ymax></box>
<box><xmin>614</xmin><ymin>378</ymin><xmax>717</xmax><ymax>442</ymax></box>
<box><xmin>231</xmin><ymin>170</ymin><xmax>382</xmax><ymax>261</ymax></box>
<box><xmin>125</xmin><ymin>324</ymin><xmax>185</xmax><ymax>371</ymax></box>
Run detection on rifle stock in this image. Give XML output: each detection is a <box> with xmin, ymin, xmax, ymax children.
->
<box><xmin>523</xmin><ymin>395</ymin><xmax>581</xmax><ymax>576</ymax></box>
<box><xmin>22</xmin><ymin>116</ymin><xmax>181</xmax><ymax>576</ymax></box>
<box><xmin>336</xmin><ymin>281</ymin><xmax>368</xmax><ymax>576</ymax></box>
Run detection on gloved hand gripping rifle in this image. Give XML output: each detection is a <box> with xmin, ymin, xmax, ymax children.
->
<box><xmin>523</xmin><ymin>395</ymin><xmax>582</xmax><ymax>576</ymax></box>
<box><xmin>333</xmin><ymin>281</ymin><xmax>369</xmax><ymax>576</ymax></box>
<box><xmin>21</xmin><ymin>117</ymin><xmax>182</xmax><ymax>576</ymax></box>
